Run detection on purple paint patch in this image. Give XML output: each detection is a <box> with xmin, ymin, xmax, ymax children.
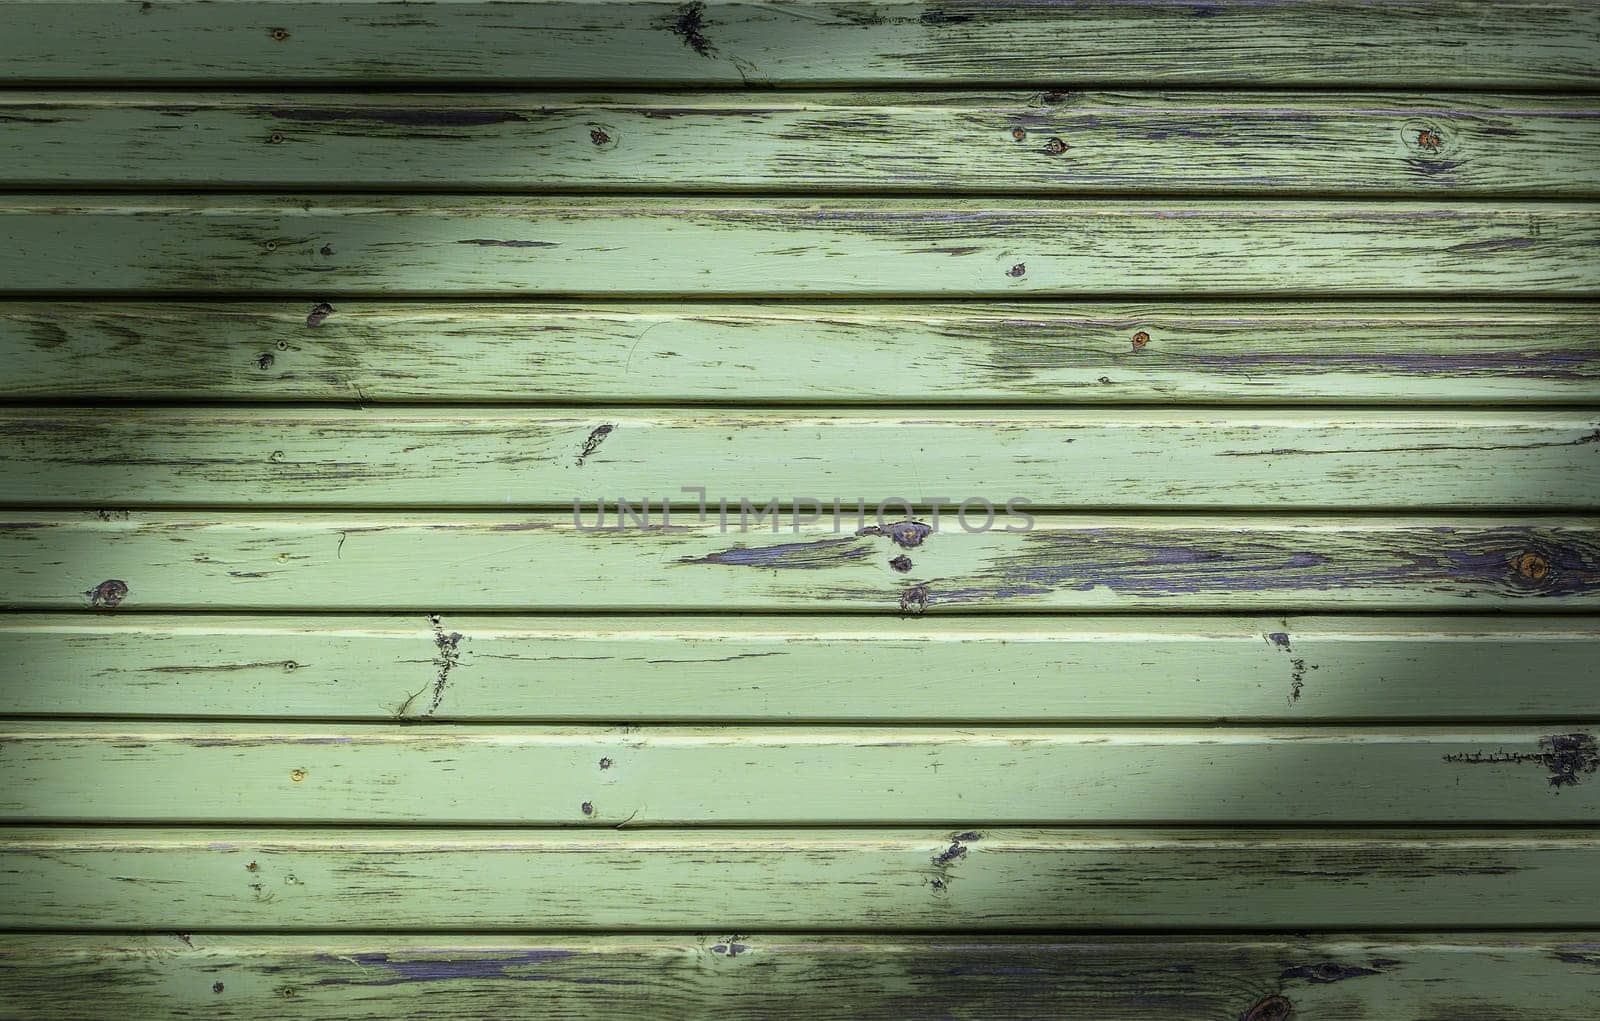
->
<box><xmin>457</xmin><ymin>239</ymin><xmax>557</xmax><ymax>248</ymax></box>
<box><xmin>312</xmin><ymin>950</ymin><xmax>601</xmax><ymax>987</ymax></box>
<box><xmin>856</xmin><ymin>520</ymin><xmax>934</xmax><ymax>549</ymax></box>
<box><xmin>933</xmin><ymin>526</ymin><xmax>1600</xmax><ymax>606</ymax></box>
<box><xmin>85</xmin><ymin>579</ymin><xmax>128</xmax><ymax>608</ymax></box>
<box><xmin>681</xmin><ymin>537</ymin><xmax>871</xmax><ymax>569</ymax></box>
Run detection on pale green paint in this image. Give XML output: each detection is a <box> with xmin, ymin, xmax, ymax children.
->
<box><xmin>2</xmin><ymin>830</ymin><xmax>1597</xmax><ymax>929</ymax></box>
<box><xmin>0</xmin><ymin>198</ymin><xmax>1594</xmax><ymax>295</ymax></box>
<box><xmin>4</xmin><ymin>935</ymin><xmax>1598</xmax><ymax>1020</ymax></box>
<box><xmin>0</xmin><ymin>2</ymin><xmax>1597</xmax><ymax>1009</ymax></box>
<box><xmin>0</xmin><ymin>2</ymin><xmax>1594</xmax><ymax>87</ymax></box>
<box><xmin>3</xmin><ymin>723</ymin><xmax>1596</xmax><ymax>824</ymax></box>
<box><xmin>2</xmin><ymin>513</ymin><xmax>1592</xmax><ymax>611</ymax></box>
<box><xmin>5</xmin><ymin>615</ymin><xmax>1595</xmax><ymax>722</ymax></box>
<box><xmin>3</xmin><ymin>301</ymin><xmax>1598</xmax><ymax>404</ymax></box>
<box><xmin>3</xmin><ymin>92</ymin><xmax>1598</xmax><ymax>194</ymax></box>
<box><xmin>5</xmin><ymin>407</ymin><xmax>1597</xmax><ymax>509</ymax></box>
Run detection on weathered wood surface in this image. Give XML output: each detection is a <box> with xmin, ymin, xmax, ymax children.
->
<box><xmin>5</xmin><ymin>935</ymin><xmax>1599</xmax><ymax>1021</ymax></box>
<box><xmin>6</xmin><ymin>301</ymin><xmax>1600</xmax><ymax>405</ymax></box>
<box><xmin>1</xmin><ymin>198</ymin><xmax>1595</xmax><ymax>296</ymax></box>
<box><xmin>6</xmin><ymin>92</ymin><xmax>1599</xmax><ymax>195</ymax></box>
<box><xmin>0</xmin><ymin>2</ymin><xmax>1595</xmax><ymax>87</ymax></box>
<box><xmin>4</xmin><ymin>830</ymin><xmax>1600</xmax><ymax>929</ymax></box>
<box><xmin>5</xmin><ymin>407</ymin><xmax>1597</xmax><ymax>510</ymax></box>
<box><xmin>8</xmin><ymin>614</ymin><xmax>1597</xmax><ymax>722</ymax></box>
<box><xmin>4</xmin><ymin>724</ymin><xmax>1599</xmax><ymax>823</ymax></box>
<box><xmin>3</xmin><ymin>513</ymin><xmax>1595</xmax><ymax>612</ymax></box>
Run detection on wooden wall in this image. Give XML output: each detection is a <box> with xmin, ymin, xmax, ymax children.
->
<box><xmin>1</xmin><ymin>2</ymin><xmax>1598</xmax><ymax>1017</ymax></box>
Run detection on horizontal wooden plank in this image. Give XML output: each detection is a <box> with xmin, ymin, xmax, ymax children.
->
<box><xmin>2</xmin><ymin>513</ymin><xmax>1596</xmax><ymax>612</ymax></box>
<box><xmin>5</xmin><ymin>301</ymin><xmax>1600</xmax><ymax>404</ymax></box>
<box><xmin>4</xmin><ymin>829</ymin><xmax>1600</xmax><ymax>927</ymax></box>
<box><xmin>0</xmin><ymin>198</ymin><xmax>1594</xmax><ymax>296</ymax></box>
<box><xmin>4</xmin><ymin>725</ymin><xmax>1599</xmax><ymax>823</ymax></box>
<box><xmin>5</xmin><ymin>407</ymin><xmax>1597</xmax><ymax>510</ymax></box>
<box><xmin>7</xmin><ymin>614</ymin><xmax>1598</xmax><ymax>722</ymax></box>
<box><xmin>0</xmin><ymin>2</ymin><xmax>1594</xmax><ymax>87</ymax></box>
<box><xmin>5</xmin><ymin>92</ymin><xmax>1599</xmax><ymax>195</ymax></box>
<box><xmin>4</xmin><ymin>934</ymin><xmax>1599</xmax><ymax>1020</ymax></box>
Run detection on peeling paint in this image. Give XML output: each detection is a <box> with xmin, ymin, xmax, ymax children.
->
<box><xmin>1442</xmin><ymin>732</ymin><xmax>1599</xmax><ymax>789</ymax></box>
<box><xmin>681</xmin><ymin>536</ymin><xmax>869</xmax><ymax>570</ymax></box>
<box><xmin>312</xmin><ymin>950</ymin><xmax>579</xmax><ymax>986</ymax></box>
<box><xmin>665</xmin><ymin>1</ymin><xmax>716</xmax><ymax>57</ymax></box>
<box><xmin>85</xmin><ymin>579</ymin><xmax>128</xmax><ymax>608</ymax></box>
<box><xmin>576</xmin><ymin>424</ymin><xmax>614</xmax><ymax>467</ymax></box>
<box><xmin>856</xmin><ymin>520</ymin><xmax>932</xmax><ymax>549</ymax></box>
<box><xmin>426</xmin><ymin>614</ymin><xmax>464</xmax><ymax>715</ymax></box>
<box><xmin>900</xmin><ymin>583</ymin><xmax>930</xmax><ymax>615</ymax></box>
<box><xmin>1281</xmin><ymin>961</ymin><xmax>1383</xmax><ymax>983</ymax></box>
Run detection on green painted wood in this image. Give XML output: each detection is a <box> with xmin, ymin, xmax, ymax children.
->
<box><xmin>7</xmin><ymin>614</ymin><xmax>1597</xmax><ymax>723</ymax></box>
<box><xmin>2</xmin><ymin>513</ymin><xmax>1595</xmax><ymax>612</ymax></box>
<box><xmin>5</xmin><ymin>407</ymin><xmax>1597</xmax><ymax>510</ymax></box>
<box><xmin>3</xmin><ymin>830</ymin><xmax>1598</xmax><ymax>929</ymax></box>
<box><xmin>5</xmin><ymin>301</ymin><xmax>1600</xmax><ymax>405</ymax></box>
<box><xmin>0</xmin><ymin>2</ymin><xmax>1594</xmax><ymax>87</ymax></box>
<box><xmin>5</xmin><ymin>936</ymin><xmax>1599</xmax><ymax>1021</ymax></box>
<box><xmin>4</xmin><ymin>724</ymin><xmax>1598</xmax><ymax>824</ymax></box>
<box><xmin>0</xmin><ymin>198</ymin><xmax>1594</xmax><ymax>296</ymax></box>
<box><xmin>5</xmin><ymin>92</ymin><xmax>1599</xmax><ymax>195</ymax></box>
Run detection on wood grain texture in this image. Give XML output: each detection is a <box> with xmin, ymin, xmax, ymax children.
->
<box><xmin>0</xmin><ymin>197</ymin><xmax>1594</xmax><ymax>296</ymax></box>
<box><xmin>2</xmin><ymin>513</ymin><xmax>1596</xmax><ymax>612</ymax></box>
<box><xmin>0</xmin><ymin>2</ymin><xmax>1595</xmax><ymax>87</ymax></box>
<box><xmin>7</xmin><ymin>614</ymin><xmax>1597</xmax><ymax>723</ymax></box>
<box><xmin>5</xmin><ymin>407</ymin><xmax>1597</xmax><ymax>510</ymax></box>
<box><xmin>5</xmin><ymin>301</ymin><xmax>1600</xmax><ymax>405</ymax></box>
<box><xmin>5</xmin><ymin>92</ymin><xmax>1599</xmax><ymax>195</ymax></box>
<box><xmin>5</xmin><ymin>936</ymin><xmax>1600</xmax><ymax>1021</ymax></box>
<box><xmin>5</xmin><ymin>1</ymin><xmax>1599</xmax><ymax>1014</ymax></box>
<box><xmin>4</xmin><ymin>830</ymin><xmax>1600</xmax><ymax>929</ymax></box>
<box><xmin>4</xmin><ymin>724</ymin><xmax>1599</xmax><ymax>824</ymax></box>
